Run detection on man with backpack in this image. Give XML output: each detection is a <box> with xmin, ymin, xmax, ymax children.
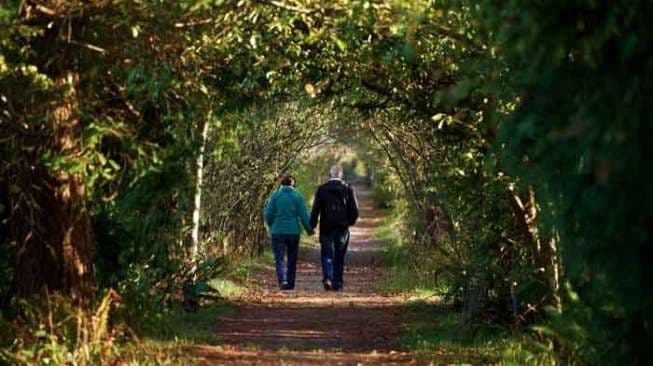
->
<box><xmin>310</xmin><ymin>165</ymin><xmax>358</xmax><ymax>291</ymax></box>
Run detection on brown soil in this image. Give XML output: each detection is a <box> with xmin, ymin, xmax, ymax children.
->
<box><xmin>196</xmin><ymin>185</ymin><xmax>421</xmax><ymax>365</ymax></box>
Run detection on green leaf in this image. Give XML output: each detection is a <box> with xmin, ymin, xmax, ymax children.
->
<box><xmin>34</xmin><ymin>329</ymin><xmax>48</xmax><ymax>338</ymax></box>
<box><xmin>334</xmin><ymin>37</ymin><xmax>347</xmax><ymax>52</ymax></box>
<box><xmin>402</xmin><ymin>43</ymin><xmax>416</xmax><ymax>63</ymax></box>
<box><xmin>193</xmin><ymin>281</ymin><xmax>210</xmax><ymax>296</ymax></box>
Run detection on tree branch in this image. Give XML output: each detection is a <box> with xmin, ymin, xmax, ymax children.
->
<box><xmin>256</xmin><ymin>0</ymin><xmax>316</xmax><ymax>14</ymax></box>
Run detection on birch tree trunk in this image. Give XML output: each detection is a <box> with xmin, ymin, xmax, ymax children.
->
<box><xmin>190</xmin><ymin>118</ymin><xmax>211</xmax><ymax>273</ymax></box>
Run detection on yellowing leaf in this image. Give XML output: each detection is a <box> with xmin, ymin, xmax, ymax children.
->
<box><xmin>304</xmin><ymin>83</ymin><xmax>317</xmax><ymax>97</ymax></box>
<box><xmin>431</xmin><ymin>113</ymin><xmax>447</xmax><ymax>122</ymax></box>
<box><xmin>334</xmin><ymin>37</ymin><xmax>347</xmax><ymax>52</ymax></box>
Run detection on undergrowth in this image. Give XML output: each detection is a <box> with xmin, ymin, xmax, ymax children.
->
<box><xmin>377</xmin><ymin>210</ymin><xmax>445</xmax><ymax>298</ymax></box>
<box><xmin>401</xmin><ymin>301</ymin><xmax>557</xmax><ymax>365</ymax></box>
<box><xmin>377</xmin><ymin>210</ymin><xmax>557</xmax><ymax>365</ymax></box>
<box><xmin>0</xmin><ymin>277</ymin><xmax>238</xmax><ymax>365</ymax></box>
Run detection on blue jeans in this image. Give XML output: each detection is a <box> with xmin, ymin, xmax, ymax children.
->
<box><xmin>320</xmin><ymin>230</ymin><xmax>349</xmax><ymax>289</ymax></box>
<box><xmin>270</xmin><ymin>234</ymin><xmax>299</xmax><ymax>288</ymax></box>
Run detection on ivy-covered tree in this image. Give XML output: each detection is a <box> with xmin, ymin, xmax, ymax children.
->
<box><xmin>0</xmin><ymin>0</ymin><xmax>224</xmax><ymax>297</ymax></box>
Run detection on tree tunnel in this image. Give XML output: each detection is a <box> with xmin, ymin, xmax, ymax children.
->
<box><xmin>3</xmin><ymin>1</ymin><xmax>650</xmax><ymax>363</ymax></box>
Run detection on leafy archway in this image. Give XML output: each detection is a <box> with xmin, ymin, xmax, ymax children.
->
<box><xmin>1</xmin><ymin>0</ymin><xmax>651</xmax><ymax>364</ymax></box>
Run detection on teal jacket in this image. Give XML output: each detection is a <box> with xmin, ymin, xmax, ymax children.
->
<box><xmin>263</xmin><ymin>186</ymin><xmax>313</xmax><ymax>236</ymax></box>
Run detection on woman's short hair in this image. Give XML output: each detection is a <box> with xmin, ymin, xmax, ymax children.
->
<box><xmin>280</xmin><ymin>175</ymin><xmax>295</xmax><ymax>186</ymax></box>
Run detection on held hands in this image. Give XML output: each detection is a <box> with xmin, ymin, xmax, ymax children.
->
<box><xmin>306</xmin><ymin>224</ymin><xmax>316</xmax><ymax>236</ymax></box>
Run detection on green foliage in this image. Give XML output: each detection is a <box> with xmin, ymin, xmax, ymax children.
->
<box><xmin>201</xmin><ymin>101</ymin><xmax>331</xmax><ymax>259</ymax></box>
<box><xmin>479</xmin><ymin>0</ymin><xmax>653</xmax><ymax>363</ymax></box>
<box><xmin>272</xmin><ymin>0</ymin><xmax>540</xmax><ymax>328</ymax></box>
<box><xmin>365</xmin><ymin>150</ymin><xmax>400</xmax><ymax>209</ymax></box>
<box><xmin>532</xmin><ymin>283</ymin><xmax>594</xmax><ymax>363</ymax></box>
<box><xmin>293</xmin><ymin>143</ymin><xmax>366</xmax><ymax>204</ymax></box>
<box><xmin>0</xmin><ymin>0</ymin><xmax>650</xmax><ymax>364</ymax></box>
<box><xmin>292</xmin><ymin>148</ymin><xmax>335</xmax><ymax>202</ymax></box>
<box><xmin>207</xmin><ymin>279</ymin><xmax>244</xmax><ymax>299</ymax></box>
<box><xmin>94</xmin><ymin>157</ymin><xmax>193</xmax><ymax>287</ymax></box>
<box><xmin>0</xmin><ymin>290</ymin><xmax>218</xmax><ymax>365</ymax></box>
<box><xmin>378</xmin><ymin>206</ymin><xmax>442</xmax><ymax>297</ymax></box>
<box><xmin>1</xmin><ymin>291</ymin><xmax>118</xmax><ymax>366</ymax></box>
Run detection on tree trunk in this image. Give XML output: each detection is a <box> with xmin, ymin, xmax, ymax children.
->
<box><xmin>461</xmin><ymin>275</ymin><xmax>488</xmax><ymax>324</ymax></box>
<box><xmin>542</xmin><ymin>232</ymin><xmax>561</xmax><ymax>311</ymax></box>
<box><xmin>508</xmin><ymin>184</ymin><xmax>561</xmax><ymax>311</ymax></box>
<box><xmin>424</xmin><ymin>190</ymin><xmax>454</xmax><ymax>246</ymax></box>
<box><xmin>190</xmin><ymin>118</ymin><xmax>211</xmax><ymax>274</ymax></box>
<box><xmin>11</xmin><ymin>71</ymin><xmax>95</xmax><ymax>300</ymax></box>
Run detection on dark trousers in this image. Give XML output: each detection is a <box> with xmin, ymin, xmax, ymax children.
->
<box><xmin>320</xmin><ymin>229</ymin><xmax>349</xmax><ymax>289</ymax></box>
<box><xmin>270</xmin><ymin>234</ymin><xmax>299</xmax><ymax>289</ymax></box>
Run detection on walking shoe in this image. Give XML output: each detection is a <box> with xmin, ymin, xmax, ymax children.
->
<box><xmin>280</xmin><ymin>281</ymin><xmax>291</xmax><ymax>290</ymax></box>
<box><xmin>323</xmin><ymin>279</ymin><xmax>333</xmax><ymax>291</ymax></box>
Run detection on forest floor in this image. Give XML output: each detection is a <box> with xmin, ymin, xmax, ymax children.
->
<box><xmin>194</xmin><ymin>185</ymin><xmax>425</xmax><ymax>365</ymax></box>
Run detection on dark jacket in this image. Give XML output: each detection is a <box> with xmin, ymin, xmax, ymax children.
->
<box><xmin>310</xmin><ymin>179</ymin><xmax>358</xmax><ymax>233</ymax></box>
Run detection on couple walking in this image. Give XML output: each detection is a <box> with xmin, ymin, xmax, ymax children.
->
<box><xmin>263</xmin><ymin>165</ymin><xmax>358</xmax><ymax>291</ymax></box>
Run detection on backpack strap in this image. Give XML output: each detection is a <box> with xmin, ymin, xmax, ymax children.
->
<box><xmin>342</xmin><ymin>183</ymin><xmax>352</xmax><ymax>206</ymax></box>
<box><xmin>344</xmin><ymin>183</ymin><xmax>358</xmax><ymax>226</ymax></box>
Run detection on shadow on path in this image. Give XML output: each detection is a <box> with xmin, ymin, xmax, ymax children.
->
<box><xmin>197</xmin><ymin>184</ymin><xmax>421</xmax><ymax>365</ymax></box>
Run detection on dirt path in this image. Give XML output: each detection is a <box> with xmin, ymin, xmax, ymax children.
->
<box><xmin>196</xmin><ymin>185</ymin><xmax>419</xmax><ymax>365</ymax></box>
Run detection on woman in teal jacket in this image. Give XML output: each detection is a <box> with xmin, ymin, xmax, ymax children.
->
<box><xmin>263</xmin><ymin>175</ymin><xmax>313</xmax><ymax>290</ymax></box>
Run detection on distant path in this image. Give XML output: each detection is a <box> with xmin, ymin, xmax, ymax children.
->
<box><xmin>196</xmin><ymin>184</ymin><xmax>419</xmax><ymax>365</ymax></box>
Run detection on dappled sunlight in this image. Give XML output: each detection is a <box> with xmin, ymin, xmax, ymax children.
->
<box><xmin>213</xmin><ymin>303</ymin><xmax>401</xmax><ymax>351</ymax></box>
<box><xmin>2</xmin><ymin>0</ymin><xmax>643</xmax><ymax>364</ymax></box>
<box><xmin>198</xmin><ymin>185</ymin><xmax>422</xmax><ymax>364</ymax></box>
<box><xmin>197</xmin><ymin>345</ymin><xmax>415</xmax><ymax>366</ymax></box>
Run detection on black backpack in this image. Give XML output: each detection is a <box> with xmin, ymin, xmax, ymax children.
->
<box><xmin>322</xmin><ymin>184</ymin><xmax>352</xmax><ymax>229</ymax></box>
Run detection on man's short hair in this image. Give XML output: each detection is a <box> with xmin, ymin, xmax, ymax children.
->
<box><xmin>280</xmin><ymin>175</ymin><xmax>295</xmax><ymax>186</ymax></box>
<box><xmin>329</xmin><ymin>164</ymin><xmax>343</xmax><ymax>178</ymax></box>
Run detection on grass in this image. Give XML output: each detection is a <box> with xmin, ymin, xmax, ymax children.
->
<box><xmin>113</xmin><ymin>254</ymin><xmax>265</xmax><ymax>365</ymax></box>
<box><xmin>116</xmin><ymin>340</ymin><xmax>203</xmax><ymax>366</ymax></box>
<box><xmin>105</xmin><ymin>302</ymin><xmax>234</xmax><ymax>365</ymax></box>
<box><xmin>375</xmin><ymin>211</ymin><xmax>445</xmax><ymax>298</ymax></box>
<box><xmin>376</xmin><ymin>210</ymin><xmax>556</xmax><ymax>365</ymax></box>
<box><xmin>0</xmin><ymin>292</ymin><xmax>235</xmax><ymax>366</ymax></box>
<box><xmin>116</xmin><ymin>256</ymin><xmax>256</xmax><ymax>365</ymax></box>
<box><xmin>2</xmin><ymin>242</ymin><xmax>276</xmax><ymax>365</ymax></box>
<box><xmin>139</xmin><ymin>303</ymin><xmax>235</xmax><ymax>344</ymax></box>
<box><xmin>400</xmin><ymin>301</ymin><xmax>557</xmax><ymax>365</ymax></box>
<box><xmin>208</xmin><ymin>278</ymin><xmax>245</xmax><ymax>298</ymax></box>
<box><xmin>228</xmin><ymin>247</ymin><xmax>275</xmax><ymax>282</ymax></box>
